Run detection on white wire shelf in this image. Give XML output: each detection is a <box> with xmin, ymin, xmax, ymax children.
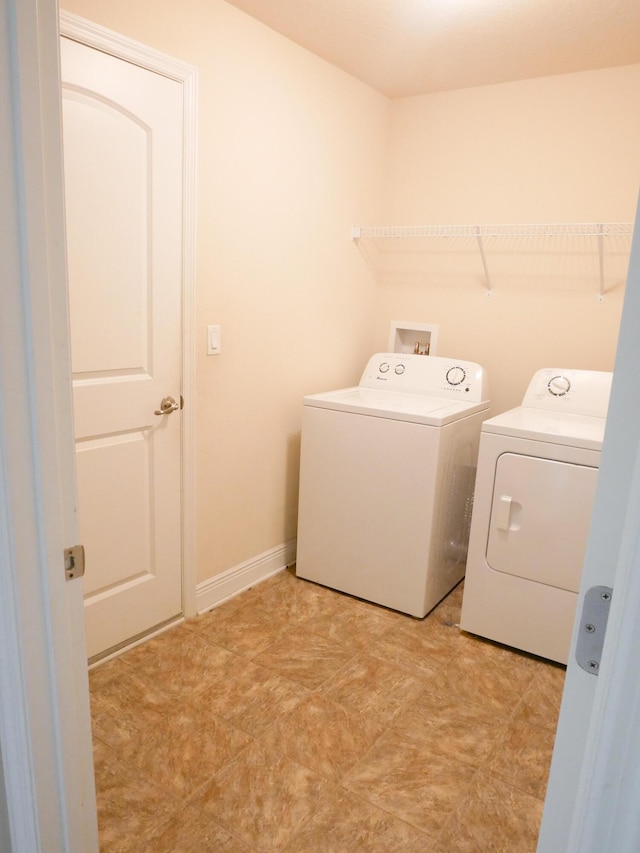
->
<box><xmin>351</xmin><ymin>223</ymin><xmax>633</xmax><ymax>240</ymax></box>
<box><xmin>351</xmin><ymin>222</ymin><xmax>634</xmax><ymax>299</ymax></box>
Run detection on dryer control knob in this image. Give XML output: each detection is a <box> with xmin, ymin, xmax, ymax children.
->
<box><xmin>394</xmin><ymin>363</ymin><xmax>406</xmax><ymax>375</ymax></box>
<box><xmin>446</xmin><ymin>366</ymin><xmax>466</xmax><ymax>386</ymax></box>
<box><xmin>548</xmin><ymin>375</ymin><xmax>571</xmax><ymax>396</ymax></box>
<box><xmin>379</xmin><ymin>362</ymin><xmax>390</xmax><ymax>373</ymax></box>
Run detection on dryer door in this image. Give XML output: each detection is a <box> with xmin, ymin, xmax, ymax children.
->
<box><xmin>486</xmin><ymin>453</ymin><xmax>598</xmax><ymax>592</ymax></box>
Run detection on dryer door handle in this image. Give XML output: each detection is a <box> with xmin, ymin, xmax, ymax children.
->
<box><xmin>495</xmin><ymin>494</ymin><xmax>513</xmax><ymax>531</ymax></box>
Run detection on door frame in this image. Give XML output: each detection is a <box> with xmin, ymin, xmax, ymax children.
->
<box><xmin>538</xmin><ymin>194</ymin><xmax>640</xmax><ymax>851</ymax></box>
<box><xmin>59</xmin><ymin>10</ymin><xmax>198</xmax><ymax>621</ymax></box>
<box><xmin>1</xmin><ymin>0</ymin><xmax>97</xmax><ymax>847</ymax></box>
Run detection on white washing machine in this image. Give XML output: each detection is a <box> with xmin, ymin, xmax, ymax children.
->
<box><xmin>460</xmin><ymin>367</ymin><xmax>612</xmax><ymax>664</ymax></box>
<box><xmin>296</xmin><ymin>353</ymin><xmax>490</xmax><ymax>617</ymax></box>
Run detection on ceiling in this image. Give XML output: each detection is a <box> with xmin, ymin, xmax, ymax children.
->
<box><xmin>223</xmin><ymin>0</ymin><xmax>640</xmax><ymax>98</ymax></box>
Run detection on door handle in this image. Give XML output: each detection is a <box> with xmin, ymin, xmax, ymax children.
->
<box><xmin>495</xmin><ymin>494</ymin><xmax>513</xmax><ymax>531</ymax></box>
<box><xmin>154</xmin><ymin>395</ymin><xmax>180</xmax><ymax>415</ymax></box>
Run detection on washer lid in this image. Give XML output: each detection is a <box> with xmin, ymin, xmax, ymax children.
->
<box><xmin>303</xmin><ymin>386</ymin><xmax>490</xmax><ymax>425</ymax></box>
<box><xmin>481</xmin><ymin>406</ymin><xmax>606</xmax><ymax>450</ymax></box>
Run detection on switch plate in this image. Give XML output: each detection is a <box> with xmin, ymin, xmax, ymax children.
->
<box><xmin>207</xmin><ymin>325</ymin><xmax>221</xmax><ymax>355</ymax></box>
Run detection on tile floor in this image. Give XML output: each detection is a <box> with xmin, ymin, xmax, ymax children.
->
<box><xmin>90</xmin><ymin>568</ymin><xmax>566</xmax><ymax>852</ymax></box>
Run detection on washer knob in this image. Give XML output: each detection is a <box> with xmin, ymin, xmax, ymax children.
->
<box><xmin>379</xmin><ymin>362</ymin><xmax>390</xmax><ymax>373</ymax></box>
<box><xmin>548</xmin><ymin>375</ymin><xmax>571</xmax><ymax>396</ymax></box>
<box><xmin>394</xmin><ymin>363</ymin><xmax>406</xmax><ymax>375</ymax></box>
<box><xmin>446</xmin><ymin>366</ymin><xmax>466</xmax><ymax>386</ymax></box>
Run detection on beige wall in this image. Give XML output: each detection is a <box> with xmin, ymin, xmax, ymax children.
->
<box><xmin>60</xmin><ymin>0</ymin><xmax>640</xmax><ymax>587</ymax></box>
<box><xmin>62</xmin><ymin>0</ymin><xmax>389</xmax><ymax>582</ymax></box>
<box><xmin>375</xmin><ymin>66</ymin><xmax>640</xmax><ymax>414</ymax></box>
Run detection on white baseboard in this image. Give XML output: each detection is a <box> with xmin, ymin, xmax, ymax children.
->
<box><xmin>196</xmin><ymin>539</ymin><xmax>297</xmax><ymax>614</ymax></box>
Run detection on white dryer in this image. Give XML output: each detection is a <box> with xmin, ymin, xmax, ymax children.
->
<box><xmin>296</xmin><ymin>353</ymin><xmax>490</xmax><ymax>617</ymax></box>
<box><xmin>460</xmin><ymin>367</ymin><xmax>612</xmax><ymax>664</ymax></box>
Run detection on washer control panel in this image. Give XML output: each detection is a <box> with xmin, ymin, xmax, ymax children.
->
<box><xmin>360</xmin><ymin>353</ymin><xmax>488</xmax><ymax>402</ymax></box>
<box><xmin>523</xmin><ymin>368</ymin><xmax>612</xmax><ymax>417</ymax></box>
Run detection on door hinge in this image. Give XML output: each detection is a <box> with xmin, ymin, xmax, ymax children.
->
<box><xmin>575</xmin><ymin>585</ymin><xmax>613</xmax><ymax>675</ymax></box>
<box><xmin>64</xmin><ymin>544</ymin><xmax>85</xmax><ymax>580</ymax></box>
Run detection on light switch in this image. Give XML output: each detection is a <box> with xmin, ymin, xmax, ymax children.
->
<box><xmin>207</xmin><ymin>325</ymin><xmax>221</xmax><ymax>355</ymax></box>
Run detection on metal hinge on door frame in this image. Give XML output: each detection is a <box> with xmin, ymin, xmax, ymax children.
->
<box><xmin>575</xmin><ymin>585</ymin><xmax>613</xmax><ymax>675</ymax></box>
<box><xmin>64</xmin><ymin>544</ymin><xmax>85</xmax><ymax>580</ymax></box>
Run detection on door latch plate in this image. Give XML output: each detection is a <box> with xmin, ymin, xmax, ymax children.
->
<box><xmin>575</xmin><ymin>585</ymin><xmax>613</xmax><ymax>675</ymax></box>
<box><xmin>64</xmin><ymin>544</ymin><xmax>85</xmax><ymax>580</ymax></box>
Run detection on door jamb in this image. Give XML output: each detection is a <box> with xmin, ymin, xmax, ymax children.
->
<box><xmin>1</xmin><ymin>0</ymin><xmax>98</xmax><ymax>847</ymax></box>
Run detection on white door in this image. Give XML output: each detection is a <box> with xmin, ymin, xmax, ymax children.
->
<box><xmin>538</xmin><ymin>195</ymin><xmax>640</xmax><ymax>852</ymax></box>
<box><xmin>487</xmin><ymin>453</ymin><xmax>598</xmax><ymax>590</ymax></box>
<box><xmin>61</xmin><ymin>36</ymin><xmax>184</xmax><ymax>659</ymax></box>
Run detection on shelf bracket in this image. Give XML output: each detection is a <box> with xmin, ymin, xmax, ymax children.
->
<box><xmin>598</xmin><ymin>226</ymin><xmax>605</xmax><ymax>302</ymax></box>
<box><xmin>475</xmin><ymin>228</ymin><xmax>493</xmax><ymax>297</ymax></box>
